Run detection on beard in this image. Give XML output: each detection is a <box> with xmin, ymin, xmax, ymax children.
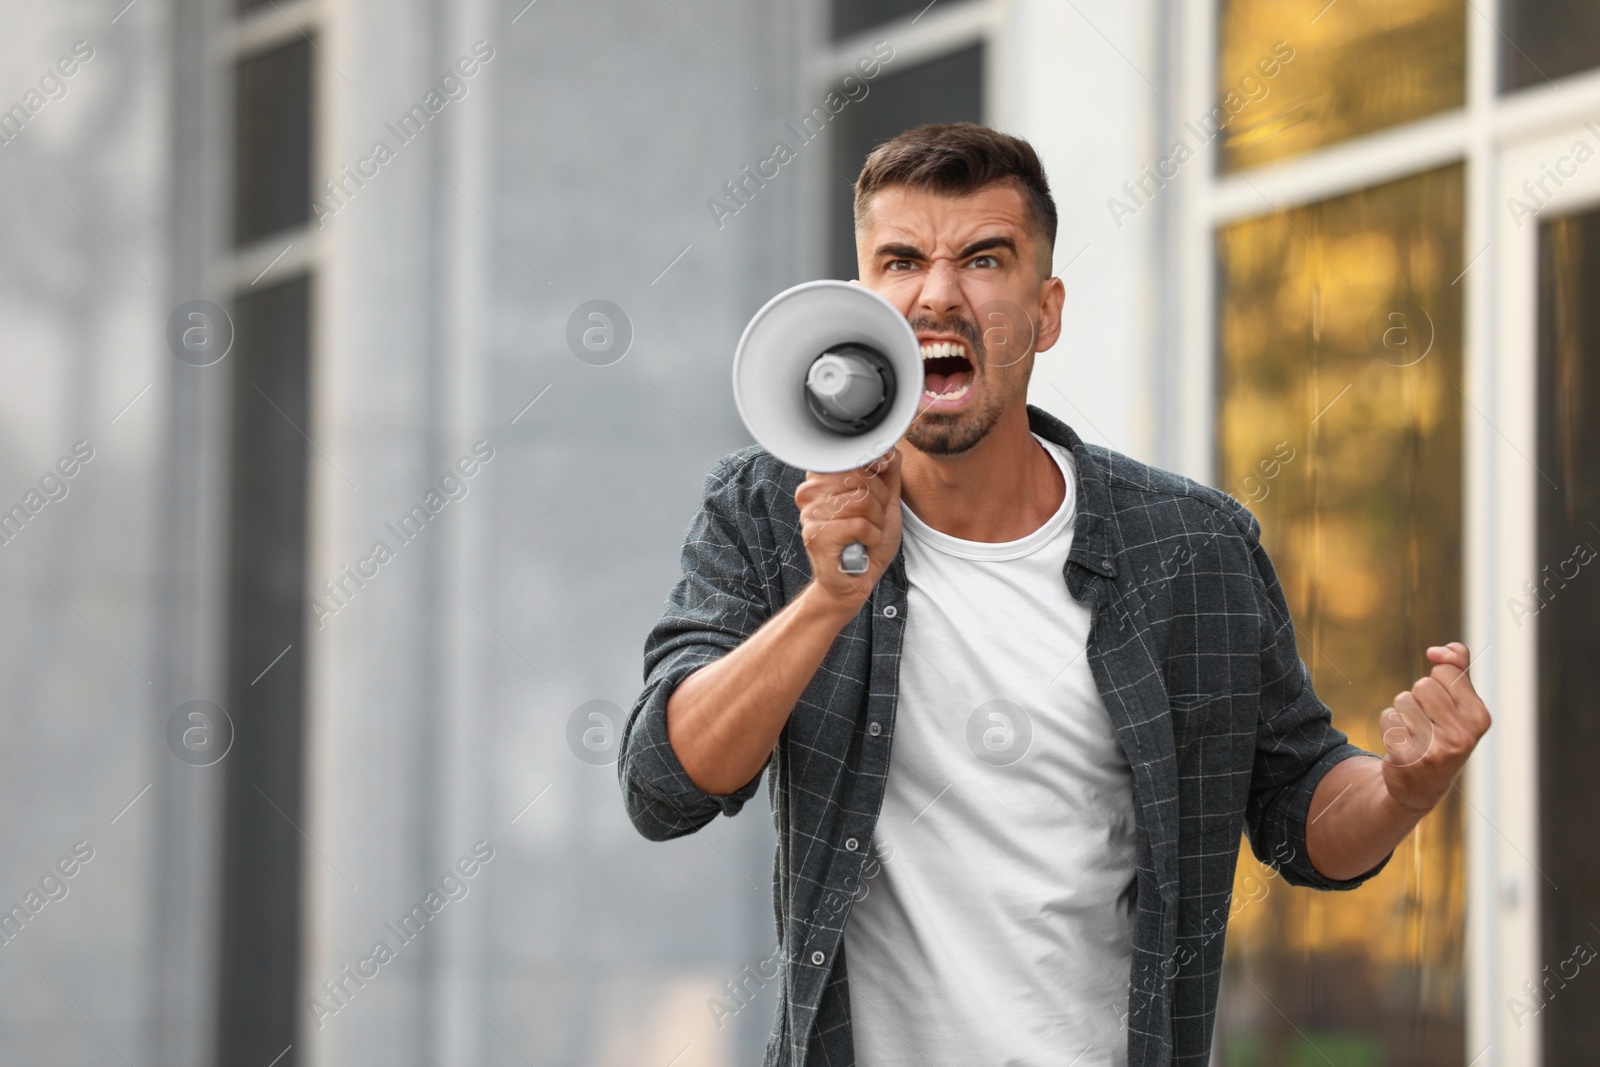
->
<box><xmin>902</xmin><ymin>312</ymin><xmax>1009</xmax><ymax>456</ymax></box>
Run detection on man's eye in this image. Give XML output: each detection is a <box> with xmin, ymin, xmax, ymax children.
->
<box><xmin>968</xmin><ymin>254</ymin><xmax>999</xmax><ymax>269</ymax></box>
<box><xmin>886</xmin><ymin>259</ymin><xmax>915</xmax><ymax>271</ymax></box>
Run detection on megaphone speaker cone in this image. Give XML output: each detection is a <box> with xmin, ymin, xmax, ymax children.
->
<box><xmin>732</xmin><ymin>280</ymin><xmax>922</xmax><ymax>474</ymax></box>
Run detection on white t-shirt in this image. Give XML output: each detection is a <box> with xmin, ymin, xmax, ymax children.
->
<box><xmin>842</xmin><ymin>435</ymin><xmax>1138</xmax><ymax>1067</ymax></box>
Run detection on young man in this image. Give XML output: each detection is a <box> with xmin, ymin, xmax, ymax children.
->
<box><xmin>619</xmin><ymin>123</ymin><xmax>1490</xmax><ymax>1066</ymax></box>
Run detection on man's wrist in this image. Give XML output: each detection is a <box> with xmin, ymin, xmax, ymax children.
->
<box><xmin>795</xmin><ymin>581</ymin><xmax>864</xmax><ymax>631</ymax></box>
<box><xmin>1376</xmin><ymin>769</ymin><xmax>1437</xmax><ymax>821</ymax></box>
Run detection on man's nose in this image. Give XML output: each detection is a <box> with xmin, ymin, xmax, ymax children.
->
<box><xmin>916</xmin><ymin>260</ymin><xmax>964</xmax><ymax>318</ymax></box>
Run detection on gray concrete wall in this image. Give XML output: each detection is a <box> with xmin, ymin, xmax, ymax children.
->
<box><xmin>0</xmin><ymin>2</ymin><xmax>227</xmax><ymax>1065</ymax></box>
<box><xmin>301</xmin><ymin>0</ymin><xmax>803</xmax><ymax>1063</ymax></box>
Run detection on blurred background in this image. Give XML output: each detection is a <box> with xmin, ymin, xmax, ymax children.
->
<box><xmin>0</xmin><ymin>0</ymin><xmax>1596</xmax><ymax>1064</ymax></box>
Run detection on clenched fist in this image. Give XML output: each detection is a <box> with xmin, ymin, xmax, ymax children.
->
<box><xmin>794</xmin><ymin>449</ymin><xmax>903</xmax><ymax>616</ymax></box>
<box><xmin>1379</xmin><ymin>642</ymin><xmax>1493</xmax><ymax>813</ymax></box>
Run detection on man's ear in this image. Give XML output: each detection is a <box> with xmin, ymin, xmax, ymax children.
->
<box><xmin>1035</xmin><ymin>275</ymin><xmax>1066</xmax><ymax>354</ymax></box>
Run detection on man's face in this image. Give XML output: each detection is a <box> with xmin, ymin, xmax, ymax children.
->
<box><xmin>856</xmin><ymin>181</ymin><xmax>1063</xmax><ymax>456</ymax></box>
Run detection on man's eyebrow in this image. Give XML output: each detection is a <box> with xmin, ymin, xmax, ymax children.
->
<box><xmin>957</xmin><ymin>235</ymin><xmax>1016</xmax><ymax>258</ymax></box>
<box><xmin>873</xmin><ymin>242</ymin><xmax>927</xmax><ymax>260</ymax></box>
<box><xmin>871</xmin><ymin>236</ymin><xmax>1018</xmax><ymax>261</ymax></box>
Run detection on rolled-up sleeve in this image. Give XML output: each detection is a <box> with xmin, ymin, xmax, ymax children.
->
<box><xmin>618</xmin><ymin>454</ymin><xmax>776</xmax><ymax>841</ymax></box>
<box><xmin>1233</xmin><ymin>500</ymin><xmax>1393</xmax><ymax>891</ymax></box>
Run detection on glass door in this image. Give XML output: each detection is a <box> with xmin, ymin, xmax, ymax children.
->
<box><xmin>1530</xmin><ymin>200</ymin><xmax>1600</xmax><ymax>1067</ymax></box>
<box><xmin>1492</xmin><ymin>125</ymin><xmax>1600</xmax><ymax>1066</ymax></box>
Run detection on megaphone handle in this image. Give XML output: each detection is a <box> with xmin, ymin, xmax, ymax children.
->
<box><xmin>839</xmin><ymin>542</ymin><xmax>870</xmax><ymax>575</ymax></box>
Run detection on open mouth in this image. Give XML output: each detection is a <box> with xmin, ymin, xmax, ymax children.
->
<box><xmin>920</xmin><ymin>340</ymin><xmax>974</xmax><ymax>403</ymax></box>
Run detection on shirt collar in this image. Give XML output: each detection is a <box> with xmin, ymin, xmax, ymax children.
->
<box><xmin>1025</xmin><ymin>404</ymin><xmax>1118</xmax><ymax>579</ymax></box>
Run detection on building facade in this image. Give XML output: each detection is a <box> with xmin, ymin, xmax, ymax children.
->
<box><xmin>0</xmin><ymin>0</ymin><xmax>1594</xmax><ymax>1064</ymax></box>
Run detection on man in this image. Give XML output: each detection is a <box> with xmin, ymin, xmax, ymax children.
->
<box><xmin>618</xmin><ymin>123</ymin><xmax>1490</xmax><ymax>1066</ymax></box>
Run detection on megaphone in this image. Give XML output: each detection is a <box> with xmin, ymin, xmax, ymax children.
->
<box><xmin>732</xmin><ymin>280</ymin><xmax>922</xmax><ymax>574</ymax></box>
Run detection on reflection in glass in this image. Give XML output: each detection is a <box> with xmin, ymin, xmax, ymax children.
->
<box><xmin>1214</xmin><ymin>166</ymin><xmax>1465</xmax><ymax>1065</ymax></box>
<box><xmin>1502</xmin><ymin>0</ymin><xmax>1600</xmax><ymax>91</ymax></box>
<box><xmin>1216</xmin><ymin>0</ymin><xmax>1464</xmax><ymax>172</ymax></box>
<box><xmin>1535</xmin><ymin>210</ymin><xmax>1600</xmax><ymax>1065</ymax></box>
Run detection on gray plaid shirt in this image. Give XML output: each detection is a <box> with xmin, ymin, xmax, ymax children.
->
<box><xmin>619</xmin><ymin>405</ymin><xmax>1389</xmax><ymax>1066</ymax></box>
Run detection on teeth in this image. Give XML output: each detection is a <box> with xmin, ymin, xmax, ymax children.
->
<box><xmin>920</xmin><ymin>340</ymin><xmax>966</xmax><ymax>360</ymax></box>
<box><xmin>924</xmin><ymin>380</ymin><xmax>971</xmax><ymax>402</ymax></box>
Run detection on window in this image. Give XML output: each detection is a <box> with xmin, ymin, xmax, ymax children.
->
<box><xmin>216</xmin><ymin>276</ymin><xmax>313</xmax><ymax>1067</ymax></box>
<box><xmin>828</xmin><ymin>43</ymin><xmax>985</xmax><ymax>279</ymax></box>
<box><xmin>216</xmin><ymin>10</ymin><xmax>318</xmax><ymax>1065</ymax></box>
<box><xmin>1502</xmin><ymin>0</ymin><xmax>1600</xmax><ymax>91</ymax></box>
<box><xmin>1214</xmin><ymin>165</ymin><xmax>1466</xmax><ymax>1065</ymax></box>
<box><xmin>1534</xmin><ymin>209</ymin><xmax>1600</xmax><ymax>1065</ymax></box>
<box><xmin>234</xmin><ymin>38</ymin><xmax>312</xmax><ymax>246</ymax></box>
<box><xmin>1215</xmin><ymin>0</ymin><xmax>1464</xmax><ymax>172</ymax></box>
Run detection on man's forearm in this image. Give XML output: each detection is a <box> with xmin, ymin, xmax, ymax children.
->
<box><xmin>1304</xmin><ymin>754</ymin><xmax>1425</xmax><ymax>882</ymax></box>
<box><xmin>666</xmin><ymin>583</ymin><xmax>856</xmax><ymax>796</ymax></box>
<box><xmin>1305</xmin><ymin>643</ymin><xmax>1492</xmax><ymax>881</ymax></box>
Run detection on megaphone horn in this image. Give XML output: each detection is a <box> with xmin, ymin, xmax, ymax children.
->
<box><xmin>732</xmin><ymin>280</ymin><xmax>922</xmax><ymax>575</ymax></box>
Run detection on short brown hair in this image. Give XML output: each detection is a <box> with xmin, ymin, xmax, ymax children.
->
<box><xmin>853</xmin><ymin>122</ymin><xmax>1058</xmax><ymax>267</ymax></box>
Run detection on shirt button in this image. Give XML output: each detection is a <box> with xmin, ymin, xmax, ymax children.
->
<box><xmin>882</xmin><ymin>604</ymin><xmax>898</xmax><ymax>618</ymax></box>
<box><xmin>1101</xmin><ymin>557</ymin><xmax>1113</xmax><ymax>570</ymax></box>
<box><xmin>811</xmin><ymin>950</ymin><xmax>826</xmax><ymax>966</ymax></box>
<box><xmin>868</xmin><ymin>722</ymin><xmax>882</xmax><ymax>737</ymax></box>
<box><xmin>845</xmin><ymin>837</ymin><xmax>859</xmax><ymax>851</ymax></box>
